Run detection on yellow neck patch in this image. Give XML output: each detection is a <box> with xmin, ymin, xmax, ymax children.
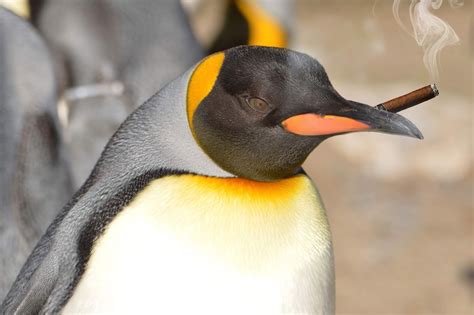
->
<box><xmin>187</xmin><ymin>52</ymin><xmax>225</xmax><ymax>133</ymax></box>
<box><xmin>235</xmin><ymin>0</ymin><xmax>287</xmax><ymax>48</ymax></box>
<box><xmin>182</xmin><ymin>174</ymin><xmax>309</xmax><ymax>205</ymax></box>
<box><xmin>0</xmin><ymin>0</ymin><xmax>30</xmax><ymax>18</ymax></box>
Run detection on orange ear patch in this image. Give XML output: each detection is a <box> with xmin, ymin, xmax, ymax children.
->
<box><xmin>187</xmin><ymin>52</ymin><xmax>225</xmax><ymax>132</ymax></box>
<box><xmin>282</xmin><ymin>113</ymin><xmax>370</xmax><ymax>136</ymax></box>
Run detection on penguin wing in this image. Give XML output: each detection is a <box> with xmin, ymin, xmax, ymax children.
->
<box><xmin>0</xmin><ymin>217</ymin><xmax>64</xmax><ymax>314</ymax></box>
<box><xmin>1</xmin><ymin>167</ymin><xmax>190</xmax><ymax>313</ymax></box>
<box><xmin>1</xmin><ymin>165</ymin><xmax>97</xmax><ymax>313</ymax></box>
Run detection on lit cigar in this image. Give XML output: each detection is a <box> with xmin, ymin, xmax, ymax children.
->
<box><xmin>375</xmin><ymin>84</ymin><xmax>439</xmax><ymax>113</ymax></box>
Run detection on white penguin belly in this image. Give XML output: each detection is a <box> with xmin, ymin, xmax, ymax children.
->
<box><xmin>63</xmin><ymin>175</ymin><xmax>334</xmax><ymax>314</ymax></box>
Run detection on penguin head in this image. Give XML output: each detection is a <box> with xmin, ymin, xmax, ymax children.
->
<box><xmin>188</xmin><ymin>46</ymin><xmax>422</xmax><ymax>182</ymax></box>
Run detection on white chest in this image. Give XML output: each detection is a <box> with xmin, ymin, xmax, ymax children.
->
<box><xmin>63</xmin><ymin>175</ymin><xmax>335</xmax><ymax>314</ymax></box>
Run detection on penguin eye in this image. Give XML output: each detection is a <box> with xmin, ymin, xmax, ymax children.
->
<box><xmin>246</xmin><ymin>97</ymin><xmax>271</xmax><ymax>113</ymax></box>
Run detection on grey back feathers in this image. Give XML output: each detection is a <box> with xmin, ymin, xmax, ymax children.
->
<box><xmin>1</xmin><ymin>68</ymin><xmax>232</xmax><ymax>313</ymax></box>
<box><xmin>0</xmin><ymin>7</ymin><xmax>72</xmax><ymax>300</ymax></box>
<box><xmin>33</xmin><ymin>0</ymin><xmax>204</xmax><ymax>188</ymax></box>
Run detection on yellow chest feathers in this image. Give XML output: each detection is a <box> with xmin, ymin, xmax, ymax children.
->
<box><xmin>92</xmin><ymin>174</ymin><xmax>331</xmax><ymax>271</ymax></box>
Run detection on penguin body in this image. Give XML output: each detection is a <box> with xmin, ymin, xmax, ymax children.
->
<box><xmin>63</xmin><ymin>174</ymin><xmax>333</xmax><ymax>314</ymax></box>
<box><xmin>2</xmin><ymin>46</ymin><xmax>422</xmax><ymax>314</ymax></box>
<box><xmin>0</xmin><ymin>7</ymin><xmax>72</xmax><ymax>300</ymax></box>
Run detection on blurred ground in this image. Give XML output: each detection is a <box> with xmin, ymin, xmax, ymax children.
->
<box><xmin>191</xmin><ymin>0</ymin><xmax>473</xmax><ymax>314</ymax></box>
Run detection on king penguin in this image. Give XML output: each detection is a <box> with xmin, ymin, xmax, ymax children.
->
<box><xmin>0</xmin><ymin>6</ymin><xmax>72</xmax><ymax>300</ymax></box>
<box><xmin>1</xmin><ymin>46</ymin><xmax>422</xmax><ymax>314</ymax></box>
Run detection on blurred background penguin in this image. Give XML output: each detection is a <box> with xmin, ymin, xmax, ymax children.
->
<box><xmin>208</xmin><ymin>0</ymin><xmax>293</xmax><ymax>52</ymax></box>
<box><xmin>29</xmin><ymin>0</ymin><xmax>205</xmax><ymax>188</ymax></box>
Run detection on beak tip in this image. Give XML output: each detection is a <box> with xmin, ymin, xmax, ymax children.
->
<box><xmin>404</xmin><ymin>126</ymin><xmax>423</xmax><ymax>140</ymax></box>
<box><xmin>408</xmin><ymin>125</ymin><xmax>424</xmax><ymax>140</ymax></box>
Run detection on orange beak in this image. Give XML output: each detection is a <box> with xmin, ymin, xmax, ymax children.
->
<box><xmin>282</xmin><ymin>113</ymin><xmax>370</xmax><ymax>136</ymax></box>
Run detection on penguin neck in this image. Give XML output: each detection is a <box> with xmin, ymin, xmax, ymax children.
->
<box><xmin>96</xmin><ymin>65</ymin><xmax>234</xmax><ymax>181</ymax></box>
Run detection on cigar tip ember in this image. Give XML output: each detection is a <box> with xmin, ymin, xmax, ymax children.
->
<box><xmin>430</xmin><ymin>83</ymin><xmax>439</xmax><ymax>96</ymax></box>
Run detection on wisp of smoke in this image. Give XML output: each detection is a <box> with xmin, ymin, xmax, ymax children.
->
<box><xmin>393</xmin><ymin>0</ymin><xmax>462</xmax><ymax>81</ymax></box>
